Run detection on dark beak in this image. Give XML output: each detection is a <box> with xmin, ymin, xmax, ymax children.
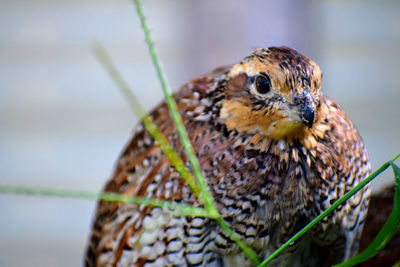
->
<box><xmin>300</xmin><ymin>105</ymin><xmax>315</xmax><ymax>128</ymax></box>
<box><xmin>298</xmin><ymin>89</ymin><xmax>315</xmax><ymax>128</ymax></box>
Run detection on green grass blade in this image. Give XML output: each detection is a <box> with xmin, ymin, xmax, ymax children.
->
<box><xmin>93</xmin><ymin>44</ymin><xmax>202</xmax><ymax>198</ymax></box>
<box><xmin>333</xmin><ymin>161</ymin><xmax>400</xmax><ymax>267</ymax></box>
<box><xmin>132</xmin><ymin>0</ymin><xmax>218</xmax><ymax>217</ymax></box>
<box><xmin>131</xmin><ymin>0</ymin><xmax>259</xmax><ymax>262</ymax></box>
<box><xmin>0</xmin><ymin>184</ymin><xmax>212</xmax><ymax>218</ymax></box>
<box><xmin>216</xmin><ymin>218</ymin><xmax>260</xmax><ymax>265</ymax></box>
<box><xmin>258</xmin><ymin>153</ymin><xmax>400</xmax><ymax>267</ymax></box>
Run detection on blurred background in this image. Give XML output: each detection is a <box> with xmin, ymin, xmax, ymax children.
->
<box><xmin>0</xmin><ymin>0</ymin><xmax>399</xmax><ymax>266</ymax></box>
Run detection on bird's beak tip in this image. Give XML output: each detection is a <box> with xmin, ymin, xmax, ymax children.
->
<box><xmin>300</xmin><ymin>106</ymin><xmax>315</xmax><ymax>128</ymax></box>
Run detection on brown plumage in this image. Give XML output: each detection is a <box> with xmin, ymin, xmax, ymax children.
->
<box><xmin>85</xmin><ymin>46</ymin><xmax>370</xmax><ymax>266</ymax></box>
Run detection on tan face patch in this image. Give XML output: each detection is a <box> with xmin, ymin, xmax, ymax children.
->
<box><xmin>220</xmin><ymin>99</ymin><xmax>307</xmax><ymax>141</ymax></box>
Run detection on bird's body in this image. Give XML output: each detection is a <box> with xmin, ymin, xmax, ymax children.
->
<box><xmin>86</xmin><ymin>46</ymin><xmax>370</xmax><ymax>266</ymax></box>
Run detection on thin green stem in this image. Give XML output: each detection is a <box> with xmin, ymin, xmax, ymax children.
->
<box><xmin>132</xmin><ymin>0</ymin><xmax>218</xmax><ymax>217</ymax></box>
<box><xmin>0</xmin><ymin>184</ymin><xmax>212</xmax><ymax>218</ymax></box>
<box><xmin>216</xmin><ymin>218</ymin><xmax>260</xmax><ymax>265</ymax></box>
<box><xmin>131</xmin><ymin>0</ymin><xmax>259</xmax><ymax>261</ymax></box>
<box><xmin>392</xmin><ymin>152</ymin><xmax>400</xmax><ymax>162</ymax></box>
<box><xmin>258</xmin><ymin>153</ymin><xmax>400</xmax><ymax>267</ymax></box>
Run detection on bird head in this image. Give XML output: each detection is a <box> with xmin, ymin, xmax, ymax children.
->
<box><xmin>220</xmin><ymin>46</ymin><xmax>322</xmax><ymax>141</ymax></box>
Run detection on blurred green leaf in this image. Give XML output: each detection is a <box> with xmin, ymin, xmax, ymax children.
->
<box><xmin>0</xmin><ymin>184</ymin><xmax>211</xmax><ymax>218</ymax></box>
<box><xmin>93</xmin><ymin>44</ymin><xmax>202</xmax><ymax>198</ymax></box>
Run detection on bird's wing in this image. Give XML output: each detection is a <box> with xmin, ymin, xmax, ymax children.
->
<box><xmin>85</xmin><ymin>65</ymin><xmax>231</xmax><ymax>266</ymax></box>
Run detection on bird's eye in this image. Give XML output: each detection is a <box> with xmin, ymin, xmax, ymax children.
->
<box><xmin>255</xmin><ymin>75</ymin><xmax>271</xmax><ymax>94</ymax></box>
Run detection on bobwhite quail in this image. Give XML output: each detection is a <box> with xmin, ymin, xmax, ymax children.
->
<box><xmin>85</xmin><ymin>46</ymin><xmax>370</xmax><ymax>266</ymax></box>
